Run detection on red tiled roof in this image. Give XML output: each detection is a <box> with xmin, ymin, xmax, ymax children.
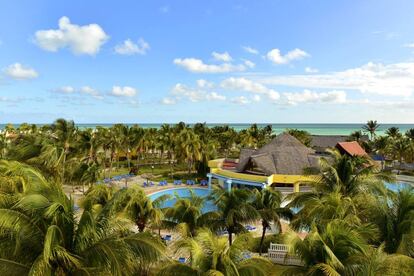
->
<box><xmin>222</xmin><ymin>160</ymin><xmax>238</xmax><ymax>169</ymax></box>
<box><xmin>336</xmin><ymin>141</ymin><xmax>367</xmax><ymax>156</ymax></box>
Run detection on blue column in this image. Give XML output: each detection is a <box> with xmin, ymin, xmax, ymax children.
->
<box><xmin>226</xmin><ymin>179</ymin><xmax>232</xmax><ymax>192</ymax></box>
<box><xmin>207</xmin><ymin>173</ymin><xmax>212</xmax><ymax>190</ymax></box>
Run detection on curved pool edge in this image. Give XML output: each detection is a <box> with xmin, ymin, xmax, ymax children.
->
<box><xmin>147</xmin><ymin>186</ymin><xmax>210</xmax><ymax>197</ymax></box>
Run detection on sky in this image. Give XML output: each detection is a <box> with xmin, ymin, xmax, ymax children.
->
<box><xmin>1</xmin><ymin>0</ymin><xmax>414</xmax><ymax>124</ymax></box>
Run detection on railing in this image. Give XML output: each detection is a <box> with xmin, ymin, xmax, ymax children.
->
<box><xmin>268</xmin><ymin>243</ymin><xmax>304</xmax><ymax>266</ymax></box>
<box><xmin>273</xmin><ymin>187</ymin><xmax>295</xmax><ymax>194</ymax></box>
<box><xmin>211</xmin><ymin>168</ymin><xmax>268</xmax><ymax>183</ymax></box>
<box><xmin>269</xmin><ymin>243</ymin><xmax>289</xmax><ymax>251</ymax></box>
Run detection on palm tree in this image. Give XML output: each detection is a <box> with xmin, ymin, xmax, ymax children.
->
<box><xmin>284</xmin><ymin>220</ymin><xmax>371</xmax><ymax>276</ymax></box>
<box><xmin>177</xmin><ymin>128</ymin><xmax>202</xmax><ymax>174</ymax></box>
<box><xmin>0</xmin><ymin>161</ymin><xmax>165</xmax><ymax>275</ymax></box>
<box><xmin>76</xmin><ymin>128</ymin><xmax>102</xmax><ymax>165</ymax></box>
<box><xmin>0</xmin><ymin>133</ymin><xmax>6</xmax><ymax>159</ymax></box>
<box><xmin>252</xmin><ymin>188</ymin><xmax>292</xmax><ymax>255</ymax></box>
<box><xmin>355</xmin><ymin>244</ymin><xmax>414</xmax><ymax>276</ymax></box>
<box><xmin>362</xmin><ymin>120</ymin><xmax>380</xmax><ymax>140</ymax></box>
<box><xmin>386</xmin><ymin>127</ymin><xmax>401</xmax><ymax>139</ymax></box>
<box><xmin>110</xmin><ymin>185</ymin><xmax>169</xmax><ymax>232</ymax></box>
<box><xmin>289</xmin><ymin>191</ymin><xmax>364</xmax><ymax>232</ymax></box>
<box><xmin>113</xmin><ymin>124</ymin><xmax>137</xmax><ymax>173</ymax></box>
<box><xmin>80</xmin><ymin>183</ymin><xmax>116</xmax><ymax>211</ymax></box>
<box><xmin>349</xmin><ymin>130</ymin><xmax>363</xmax><ymax>142</ymax></box>
<box><xmin>287</xmin><ymin>129</ymin><xmax>312</xmax><ymax>146</ymax></box>
<box><xmin>373</xmin><ymin>136</ymin><xmax>390</xmax><ymax>168</ymax></box>
<box><xmin>406</xmin><ymin>128</ymin><xmax>414</xmax><ymax>140</ymax></box>
<box><xmin>288</xmin><ymin>150</ymin><xmax>395</xmax><ymax>231</ymax></box>
<box><xmin>165</xmin><ymin>190</ymin><xmax>220</xmax><ymax>237</ymax></box>
<box><xmin>210</xmin><ymin>187</ymin><xmax>259</xmax><ymax>245</ymax></box>
<box><xmin>51</xmin><ymin>119</ymin><xmax>77</xmax><ymax>183</ymax></box>
<box><xmin>157</xmin><ymin>229</ymin><xmax>272</xmax><ymax>276</ymax></box>
<box><xmin>392</xmin><ymin>138</ymin><xmax>410</xmax><ymax>164</ymax></box>
<box><xmin>369</xmin><ymin>187</ymin><xmax>414</xmax><ymax>256</ymax></box>
<box><xmin>293</xmin><ymin>150</ymin><xmax>393</xmax><ymax>198</ymax></box>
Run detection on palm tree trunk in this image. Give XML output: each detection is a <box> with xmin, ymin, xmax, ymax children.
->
<box><xmin>228</xmin><ymin>230</ymin><xmax>233</xmax><ymax>245</ymax></box>
<box><xmin>62</xmin><ymin>150</ymin><xmax>67</xmax><ymax>185</ymax></box>
<box><xmin>259</xmin><ymin>220</ymin><xmax>268</xmax><ymax>256</ymax></box>
<box><xmin>136</xmin><ymin>220</ymin><xmax>145</xmax><ymax>232</ymax></box>
<box><xmin>109</xmin><ymin>154</ymin><xmax>113</xmax><ymax>178</ymax></box>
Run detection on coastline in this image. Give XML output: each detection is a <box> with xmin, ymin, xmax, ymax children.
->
<box><xmin>2</xmin><ymin>123</ymin><xmax>414</xmax><ymax>136</ymax></box>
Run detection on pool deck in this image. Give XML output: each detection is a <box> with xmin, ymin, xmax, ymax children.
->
<box><xmin>397</xmin><ymin>175</ymin><xmax>414</xmax><ymax>185</ymax></box>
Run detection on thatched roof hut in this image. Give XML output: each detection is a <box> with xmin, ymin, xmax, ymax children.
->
<box><xmin>237</xmin><ymin>133</ymin><xmax>320</xmax><ymax>176</ymax></box>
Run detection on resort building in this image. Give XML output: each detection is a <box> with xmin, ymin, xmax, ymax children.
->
<box><xmin>336</xmin><ymin>141</ymin><xmax>368</xmax><ymax>157</ymax></box>
<box><xmin>310</xmin><ymin>134</ymin><xmax>369</xmax><ymax>154</ymax></box>
<box><xmin>207</xmin><ymin>133</ymin><xmax>322</xmax><ymax>193</ymax></box>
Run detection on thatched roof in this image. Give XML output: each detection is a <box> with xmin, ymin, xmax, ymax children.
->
<box><xmin>311</xmin><ymin>135</ymin><xmax>369</xmax><ymax>153</ymax></box>
<box><xmin>237</xmin><ymin>133</ymin><xmax>319</xmax><ymax>175</ymax></box>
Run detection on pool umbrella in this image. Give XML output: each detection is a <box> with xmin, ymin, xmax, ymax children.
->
<box><xmin>141</xmin><ymin>173</ymin><xmax>155</xmax><ymax>184</ymax></box>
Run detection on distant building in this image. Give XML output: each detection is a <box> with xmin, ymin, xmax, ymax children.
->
<box><xmin>208</xmin><ymin>133</ymin><xmax>323</xmax><ymax>193</ymax></box>
<box><xmin>336</xmin><ymin>141</ymin><xmax>368</xmax><ymax>157</ymax></box>
<box><xmin>310</xmin><ymin>134</ymin><xmax>369</xmax><ymax>154</ymax></box>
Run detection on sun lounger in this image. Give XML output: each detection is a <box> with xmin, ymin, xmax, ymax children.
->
<box><xmin>178</xmin><ymin>257</ymin><xmax>186</xmax><ymax>263</ymax></box>
<box><xmin>245</xmin><ymin>225</ymin><xmax>256</xmax><ymax>231</ymax></box>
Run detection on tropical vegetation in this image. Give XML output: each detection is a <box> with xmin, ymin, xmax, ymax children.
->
<box><xmin>0</xmin><ymin>119</ymin><xmax>413</xmax><ymax>275</ymax></box>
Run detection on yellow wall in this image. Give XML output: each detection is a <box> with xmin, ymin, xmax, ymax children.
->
<box><xmin>211</xmin><ymin>168</ymin><xmax>268</xmax><ymax>183</ymax></box>
<box><xmin>208</xmin><ymin>159</ymin><xmax>224</xmax><ymax>169</ymax></box>
<box><xmin>208</xmin><ymin>158</ymin><xmax>314</xmax><ymax>188</ymax></box>
<box><xmin>267</xmin><ymin>174</ymin><xmax>313</xmax><ymax>185</ymax></box>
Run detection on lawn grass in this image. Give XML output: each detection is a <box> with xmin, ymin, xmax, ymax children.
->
<box><xmin>104</xmin><ymin>163</ymin><xmax>206</xmax><ymax>183</ymax></box>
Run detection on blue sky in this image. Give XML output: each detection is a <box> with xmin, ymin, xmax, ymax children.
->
<box><xmin>1</xmin><ymin>0</ymin><xmax>414</xmax><ymax>123</ymax></box>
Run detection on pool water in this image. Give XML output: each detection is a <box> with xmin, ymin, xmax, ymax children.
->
<box><xmin>385</xmin><ymin>182</ymin><xmax>412</xmax><ymax>192</ymax></box>
<box><xmin>148</xmin><ymin>188</ymin><xmax>217</xmax><ymax>213</ymax></box>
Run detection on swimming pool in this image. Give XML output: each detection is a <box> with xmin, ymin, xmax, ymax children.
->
<box><xmin>148</xmin><ymin>187</ymin><xmax>217</xmax><ymax>213</ymax></box>
<box><xmin>385</xmin><ymin>182</ymin><xmax>412</xmax><ymax>192</ymax></box>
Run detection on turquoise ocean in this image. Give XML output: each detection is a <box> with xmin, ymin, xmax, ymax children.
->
<box><xmin>1</xmin><ymin>123</ymin><xmax>414</xmax><ymax>136</ymax></box>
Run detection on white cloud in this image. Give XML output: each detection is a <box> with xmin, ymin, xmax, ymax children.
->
<box><xmin>168</xmin><ymin>82</ymin><xmax>226</xmax><ymax>103</ymax></box>
<box><xmin>221</xmin><ymin>77</ymin><xmax>280</xmax><ymax>102</ymax></box>
<box><xmin>4</xmin><ymin>63</ymin><xmax>39</xmax><ymax>80</ymax></box>
<box><xmin>111</xmin><ymin>86</ymin><xmax>137</xmax><ymax>97</ymax></box>
<box><xmin>54</xmin><ymin>85</ymin><xmax>103</xmax><ymax>99</ymax></box>
<box><xmin>403</xmin><ymin>43</ymin><xmax>414</xmax><ymax>48</ymax></box>
<box><xmin>267</xmin><ymin>48</ymin><xmax>309</xmax><ymax>64</ymax></box>
<box><xmin>252</xmin><ymin>95</ymin><xmax>261</xmax><ymax>102</ymax></box>
<box><xmin>206</xmin><ymin>92</ymin><xmax>226</xmax><ymax>101</ymax></box>
<box><xmin>173</xmin><ymin>58</ymin><xmax>246</xmax><ymax>73</ymax></box>
<box><xmin>56</xmin><ymin>86</ymin><xmax>75</xmax><ymax>93</ymax></box>
<box><xmin>34</xmin><ymin>16</ymin><xmax>109</xmax><ymax>55</ymax></box>
<box><xmin>196</xmin><ymin>79</ymin><xmax>214</xmax><ymax>88</ymax></box>
<box><xmin>114</xmin><ymin>38</ymin><xmax>150</xmax><ymax>55</ymax></box>
<box><xmin>257</xmin><ymin>62</ymin><xmax>414</xmax><ymax>97</ymax></box>
<box><xmin>231</xmin><ymin>96</ymin><xmax>250</xmax><ymax>105</ymax></box>
<box><xmin>80</xmin><ymin>86</ymin><xmax>102</xmax><ymax>99</ymax></box>
<box><xmin>212</xmin><ymin>51</ymin><xmax>232</xmax><ymax>62</ymax></box>
<box><xmin>283</xmin><ymin>90</ymin><xmax>347</xmax><ymax>105</ymax></box>
<box><xmin>242</xmin><ymin>46</ymin><xmax>259</xmax><ymax>55</ymax></box>
<box><xmin>243</xmin><ymin>59</ymin><xmax>255</xmax><ymax>68</ymax></box>
<box><xmin>305</xmin><ymin>67</ymin><xmax>319</xmax><ymax>73</ymax></box>
<box><xmin>161</xmin><ymin>97</ymin><xmax>176</xmax><ymax>105</ymax></box>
